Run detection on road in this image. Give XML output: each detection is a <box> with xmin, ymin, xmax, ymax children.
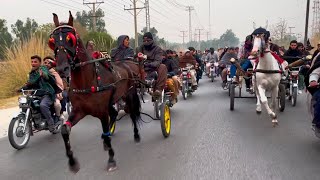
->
<box><xmin>0</xmin><ymin>77</ymin><xmax>320</xmax><ymax>180</ymax></box>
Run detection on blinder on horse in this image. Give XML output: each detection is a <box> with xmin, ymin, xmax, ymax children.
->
<box><xmin>48</xmin><ymin>25</ymin><xmax>79</xmax><ymax>69</ymax></box>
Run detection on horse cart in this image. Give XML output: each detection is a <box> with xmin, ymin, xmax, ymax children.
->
<box><xmin>110</xmin><ymin>56</ymin><xmax>172</xmax><ymax>138</ymax></box>
<box><xmin>229</xmin><ymin>61</ymin><xmax>286</xmax><ymax>112</ymax></box>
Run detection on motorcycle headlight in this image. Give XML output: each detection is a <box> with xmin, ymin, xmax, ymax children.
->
<box><xmin>18</xmin><ymin>97</ymin><xmax>27</xmax><ymax>104</ymax></box>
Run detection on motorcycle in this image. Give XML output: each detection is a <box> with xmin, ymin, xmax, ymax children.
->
<box><xmin>287</xmin><ymin>67</ymin><xmax>300</xmax><ymax>106</ymax></box>
<box><xmin>210</xmin><ymin>62</ymin><xmax>219</xmax><ymax>82</ymax></box>
<box><xmin>181</xmin><ymin>64</ymin><xmax>196</xmax><ymax>100</ymax></box>
<box><xmin>8</xmin><ymin>89</ymin><xmax>62</xmax><ymax>150</ymax></box>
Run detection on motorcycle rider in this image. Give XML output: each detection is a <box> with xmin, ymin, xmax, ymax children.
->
<box><xmin>188</xmin><ymin>47</ymin><xmax>202</xmax><ymax>83</ymax></box>
<box><xmin>136</xmin><ymin>32</ymin><xmax>167</xmax><ymax>97</ymax></box>
<box><xmin>206</xmin><ymin>48</ymin><xmax>219</xmax><ymax>75</ymax></box>
<box><xmin>43</xmin><ymin>56</ymin><xmax>65</xmax><ymax>121</ymax></box>
<box><xmin>162</xmin><ymin>51</ymin><xmax>179</xmax><ymax>104</ymax></box>
<box><xmin>20</xmin><ymin>55</ymin><xmax>60</xmax><ymax>132</ymax></box>
<box><xmin>179</xmin><ymin>49</ymin><xmax>198</xmax><ymax>90</ymax></box>
<box><xmin>220</xmin><ymin>47</ymin><xmax>238</xmax><ymax>87</ymax></box>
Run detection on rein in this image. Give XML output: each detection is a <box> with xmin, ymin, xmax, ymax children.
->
<box><xmin>70</xmin><ymin>57</ymin><xmax>148</xmax><ymax>94</ymax></box>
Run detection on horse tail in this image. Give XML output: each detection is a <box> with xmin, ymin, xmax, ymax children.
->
<box><xmin>126</xmin><ymin>87</ymin><xmax>142</xmax><ymax>126</ymax></box>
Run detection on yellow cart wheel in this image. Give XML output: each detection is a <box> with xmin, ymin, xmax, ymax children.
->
<box><xmin>160</xmin><ymin>104</ymin><xmax>171</xmax><ymax>138</ymax></box>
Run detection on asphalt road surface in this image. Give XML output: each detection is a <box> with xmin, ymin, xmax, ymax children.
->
<box><xmin>1</xmin><ymin>77</ymin><xmax>320</xmax><ymax>180</ymax></box>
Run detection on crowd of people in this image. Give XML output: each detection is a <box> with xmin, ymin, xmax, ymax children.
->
<box><xmin>18</xmin><ymin>29</ymin><xmax>320</xmax><ymax>134</ymax></box>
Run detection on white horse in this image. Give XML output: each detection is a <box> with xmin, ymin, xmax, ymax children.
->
<box><xmin>251</xmin><ymin>33</ymin><xmax>283</xmax><ymax>127</ymax></box>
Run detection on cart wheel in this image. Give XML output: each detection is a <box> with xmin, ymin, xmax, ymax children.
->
<box><xmin>160</xmin><ymin>104</ymin><xmax>171</xmax><ymax>138</ymax></box>
<box><xmin>278</xmin><ymin>84</ymin><xmax>286</xmax><ymax>112</ymax></box>
<box><xmin>291</xmin><ymin>87</ymin><xmax>297</xmax><ymax>107</ymax></box>
<box><xmin>230</xmin><ymin>84</ymin><xmax>235</xmax><ymax>111</ymax></box>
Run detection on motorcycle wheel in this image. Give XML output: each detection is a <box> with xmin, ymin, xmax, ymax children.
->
<box><xmin>291</xmin><ymin>87</ymin><xmax>297</xmax><ymax>107</ymax></box>
<box><xmin>182</xmin><ymin>81</ymin><xmax>187</xmax><ymax>100</ymax></box>
<box><xmin>8</xmin><ymin>114</ymin><xmax>31</xmax><ymax>150</ymax></box>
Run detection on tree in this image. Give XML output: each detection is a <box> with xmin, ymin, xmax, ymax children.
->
<box><xmin>35</xmin><ymin>23</ymin><xmax>55</xmax><ymax>40</ymax></box>
<box><xmin>83</xmin><ymin>31</ymin><xmax>115</xmax><ymax>52</ymax></box>
<box><xmin>11</xmin><ymin>18</ymin><xmax>38</xmax><ymax>41</ymax></box>
<box><xmin>75</xmin><ymin>8</ymin><xmax>106</xmax><ymax>32</ymax></box>
<box><xmin>271</xmin><ymin>18</ymin><xmax>287</xmax><ymax>41</ymax></box>
<box><xmin>219</xmin><ymin>29</ymin><xmax>239</xmax><ymax>47</ymax></box>
<box><xmin>0</xmin><ymin>19</ymin><xmax>13</xmax><ymax>60</ymax></box>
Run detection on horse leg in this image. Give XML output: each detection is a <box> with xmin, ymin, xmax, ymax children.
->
<box><xmin>255</xmin><ymin>82</ymin><xmax>262</xmax><ymax>114</ymax></box>
<box><xmin>271</xmin><ymin>87</ymin><xmax>279</xmax><ymax>127</ymax></box>
<box><xmin>257</xmin><ymin>85</ymin><xmax>277</xmax><ymax>121</ymax></box>
<box><xmin>100</xmin><ymin>116</ymin><xmax>117</xmax><ymax>172</ymax></box>
<box><xmin>126</xmin><ymin>90</ymin><xmax>141</xmax><ymax>143</ymax></box>
<box><xmin>61</xmin><ymin>110</ymin><xmax>85</xmax><ymax>173</ymax></box>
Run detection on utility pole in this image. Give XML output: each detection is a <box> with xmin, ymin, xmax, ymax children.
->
<box><xmin>206</xmin><ymin>31</ymin><xmax>210</xmax><ymax>41</ymax></box>
<box><xmin>288</xmin><ymin>26</ymin><xmax>295</xmax><ymax>40</ymax></box>
<box><xmin>208</xmin><ymin>0</ymin><xmax>211</xmax><ymax>40</ymax></box>
<box><xmin>180</xmin><ymin>30</ymin><xmax>188</xmax><ymax>47</ymax></box>
<box><xmin>195</xmin><ymin>28</ymin><xmax>204</xmax><ymax>50</ymax></box>
<box><xmin>125</xmin><ymin>0</ymin><xmax>145</xmax><ymax>49</ymax></box>
<box><xmin>186</xmin><ymin>6</ymin><xmax>194</xmax><ymax>42</ymax></box>
<box><xmin>305</xmin><ymin>0</ymin><xmax>311</xmax><ymax>45</ymax></box>
<box><xmin>83</xmin><ymin>0</ymin><xmax>104</xmax><ymax>32</ymax></box>
<box><xmin>145</xmin><ymin>0</ymin><xmax>150</xmax><ymax>32</ymax></box>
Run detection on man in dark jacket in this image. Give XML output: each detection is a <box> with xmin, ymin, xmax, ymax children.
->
<box><xmin>284</xmin><ymin>40</ymin><xmax>303</xmax><ymax>61</ymax></box>
<box><xmin>137</xmin><ymin>32</ymin><xmax>167</xmax><ymax>97</ymax></box>
<box><xmin>110</xmin><ymin>35</ymin><xmax>134</xmax><ymax>61</ymax></box>
<box><xmin>162</xmin><ymin>51</ymin><xmax>179</xmax><ymax>103</ymax></box>
<box><xmin>188</xmin><ymin>47</ymin><xmax>202</xmax><ymax>83</ymax></box>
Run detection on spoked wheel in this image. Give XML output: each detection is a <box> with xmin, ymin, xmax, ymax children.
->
<box><xmin>291</xmin><ymin>87</ymin><xmax>297</xmax><ymax>107</ymax></box>
<box><xmin>278</xmin><ymin>84</ymin><xmax>286</xmax><ymax>112</ymax></box>
<box><xmin>8</xmin><ymin>114</ymin><xmax>31</xmax><ymax>150</ymax></box>
<box><xmin>160</xmin><ymin>103</ymin><xmax>171</xmax><ymax>138</ymax></box>
<box><xmin>230</xmin><ymin>84</ymin><xmax>235</xmax><ymax>111</ymax></box>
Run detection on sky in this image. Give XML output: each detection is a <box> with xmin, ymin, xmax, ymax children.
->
<box><xmin>0</xmin><ymin>0</ymin><xmax>309</xmax><ymax>44</ymax></box>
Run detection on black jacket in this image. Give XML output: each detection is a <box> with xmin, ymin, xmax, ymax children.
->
<box><xmin>162</xmin><ymin>58</ymin><xmax>178</xmax><ymax>76</ymax></box>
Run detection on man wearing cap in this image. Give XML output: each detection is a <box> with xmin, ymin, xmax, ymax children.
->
<box><xmin>136</xmin><ymin>32</ymin><xmax>167</xmax><ymax>97</ymax></box>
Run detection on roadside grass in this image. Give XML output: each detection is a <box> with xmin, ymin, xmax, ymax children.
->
<box><xmin>0</xmin><ymin>34</ymin><xmax>52</xmax><ymax>99</ymax></box>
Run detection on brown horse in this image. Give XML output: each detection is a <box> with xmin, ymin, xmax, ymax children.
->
<box><xmin>49</xmin><ymin>11</ymin><xmax>142</xmax><ymax>173</ymax></box>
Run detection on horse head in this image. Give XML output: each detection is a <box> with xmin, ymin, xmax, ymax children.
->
<box><xmin>48</xmin><ymin>11</ymin><xmax>80</xmax><ymax>78</ymax></box>
<box><xmin>251</xmin><ymin>27</ymin><xmax>270</xmax><ymax>57</ymax></box>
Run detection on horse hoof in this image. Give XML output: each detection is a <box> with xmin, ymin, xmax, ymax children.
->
<box><xmin>134</xmin><ymin>134</ymin><xmax>141</xmax><ymax>143</ymax></box>
<box><xmin>272</xmin><ymin>120</ymin><xmax>279</xmax><ymax>127</ymax></box>
<box><xmin>107</xmin><ymin>161</ymin><xmax>117</xmax><ymax>172</ymax></box>
<box><xmin>256</xmin><ymin>110</ymin><xmax>262</xmax><ymax>114</ymax></box>
<box><xmin>69</xmin><ymin>158</ymin><xmax>80</xmax><ymax>173</ymax></box>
